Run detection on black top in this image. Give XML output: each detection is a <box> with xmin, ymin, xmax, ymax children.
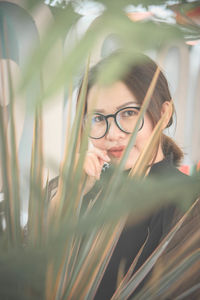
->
<box><xmin>93</xmin><ymin>157</ymin><xmax>186</xmax><ymax>300</ymax></box>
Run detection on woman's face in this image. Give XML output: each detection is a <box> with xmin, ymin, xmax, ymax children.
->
<box><xmin>87</xmin><ymin>81</ymin><xmax>161</xmax><ymax>170</ymax></box>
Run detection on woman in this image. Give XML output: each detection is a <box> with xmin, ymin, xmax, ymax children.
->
<box><xmin>80</xmin><ymin>52</ymin><xmax>187</xmax><ymax>299</ymax></box>
<box><xmin>48</xmin><ymin>52</ymin><xmax>187</xmax><ymax>298</ymax></box>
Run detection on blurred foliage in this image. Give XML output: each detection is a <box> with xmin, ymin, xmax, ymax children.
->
<box><xmin>0</xmin><ymin>0</ymin><xmax>200</xmax><ymax>299</ymax></box>
<box><xmin>46</xmin><ymin>0</ymin><xmax>199</xmax><ymax>10</ymax></box>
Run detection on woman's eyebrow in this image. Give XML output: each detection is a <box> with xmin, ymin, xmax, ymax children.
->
<box><xmin>117</xmin><ymin>101</ymin><xmax>139</xmax><ymax>110</ymax></box>
<box><xmin>92</xmin><ymin>101</ymin><xmax>139</xmax><ymax>114</ymax></box>
<box><xmin>93</xmin><ymin>108</ymin><xmax>105</xmax><ymax>113</ymax></box>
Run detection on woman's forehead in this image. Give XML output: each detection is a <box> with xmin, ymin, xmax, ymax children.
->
<box><xmin>87</xmin><ymin>81</ymin><xmax>138</xmax><ymax>113</ymax></box>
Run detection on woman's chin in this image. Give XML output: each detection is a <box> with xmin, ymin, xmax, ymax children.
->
<box><xmin>109</xmin><ymin>157</ymin><xmax>137</xmax><ymax>170</ymax></box>
<box><xmin>109</xmin><ymin>156</ymin><xmax>120</xmax><ymax>165</ymax></box>
<box><xmin>123</xmin><ymin>157</ymin><xmax>138</xmax><ymax>170</ymax></box>
<box><xmin>108</xmin><ymin>149</ymin><xmax>139</xmax><ymax>170</ymax></box>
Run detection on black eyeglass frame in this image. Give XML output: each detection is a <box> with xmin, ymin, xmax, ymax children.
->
<box><xmin>85</xmin><ymin>106</ymin><xmax>144</xmax><ymax>140</ymax></box>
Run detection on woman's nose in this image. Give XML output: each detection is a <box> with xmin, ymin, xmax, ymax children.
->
<box><xmin>106</xmin><ymin>119</ymin><xmax>126</xmax><ymax>140</ymax></box>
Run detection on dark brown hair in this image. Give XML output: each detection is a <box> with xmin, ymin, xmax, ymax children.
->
<box><xmin>81</xmin><ymin>51</ymin><xmax>183</xmax><ymax>166</ymax></box>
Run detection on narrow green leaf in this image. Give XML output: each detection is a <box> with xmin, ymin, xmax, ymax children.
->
<box><xmin>136</xmin><ymin>250</ymin><xmax>200</xmax><ymax>300</ymax></box>
<box><xmin>175</xmin><ymin>283</ymin><xmax>200</xmax><ymax>300</ymax></box>
<box><xmin>116</xmin><ymin>201</ymin><xmax>199</xmax><ymax>300</ymax></box>
<box><xmin>0</xmin><ymin>15</ymin><xmax>21</xmax><ymax>247</ymax></box>
<box><xmin>28</xmin><ymin>107</ymin><xmax>44</xmax><ymax>246</ymax></box>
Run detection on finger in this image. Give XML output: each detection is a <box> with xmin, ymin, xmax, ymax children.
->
<box><xmin>89</xmin><ymin>147</ymin><xmax>110</xmax><ymax>163</ymax></box>
<box><xmin>85</xmin><ymin>158</ymin><xmax>97</xmax><ymax>177</ymax></box>
<box><xmin>84</xmin><ymin>154</ymin><xmax>101</xmax><ymax>179</ymax></box>
<box><xmin>88</xmin><ymin>154</ymin><xmax>102</xmax><ymax>179</ymax></box>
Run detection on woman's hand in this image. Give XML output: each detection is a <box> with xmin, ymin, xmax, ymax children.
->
<box><xmin>83</xmin><ymin>146</ymin><xmax>110</xmax><ymax>195</ymax></box>
<box><xmin>84</xmin><ymin>147</ymin><xmax>110</xmax><ymax>180</ymax></box>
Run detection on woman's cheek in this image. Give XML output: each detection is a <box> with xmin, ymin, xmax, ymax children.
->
<box><xmin>124</xmin><ymin>147</ymin><xmax>140</xmax><ymax>170</ymax></box>
<box><xmin>90</xmin><ymin>139</ymin><xmax>106</xmax><ymax>151</ymax></box>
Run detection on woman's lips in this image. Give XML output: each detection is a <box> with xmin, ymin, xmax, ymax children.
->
<box><xmin>108</xmin><ymin>147</ymin><xmax>125</xmax><ymax>158</ymax></box>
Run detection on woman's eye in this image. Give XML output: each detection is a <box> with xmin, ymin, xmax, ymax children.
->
<box><xmin>126</xmin><ymin>110</ymin><xmax>134</xmax><ymax>116</ymax></box>
<box><xmin>92</xmin><ymin>115</ymin><xmax>104</xmax><ymax>123</ymax></box>
<box><xmin>121</xmin><ymin>110</ymin><xmax>137</xmax><ymax>118</ymax></box>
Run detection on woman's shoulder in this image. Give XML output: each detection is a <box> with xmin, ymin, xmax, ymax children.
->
<box><xmin>149</xmin><ymin>156</ymin><xmax>187</xmax><ymax>178</ymax></box>
<box><xmin>148</xmin><ymin>157</ymin><xmax>187</xmax><ymax>236</ymax></box>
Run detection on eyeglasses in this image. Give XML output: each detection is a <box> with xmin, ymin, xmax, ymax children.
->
<box><xmin>84</xmin><ymin>106</ymin><xmax>144</xmax><ymax>139</ymax></box>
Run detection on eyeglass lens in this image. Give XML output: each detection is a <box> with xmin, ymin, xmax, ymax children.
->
<box><xmin>85</xmin><ymin>107</ymin><xmax>143</xmax><ymax>139</ymax></box>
